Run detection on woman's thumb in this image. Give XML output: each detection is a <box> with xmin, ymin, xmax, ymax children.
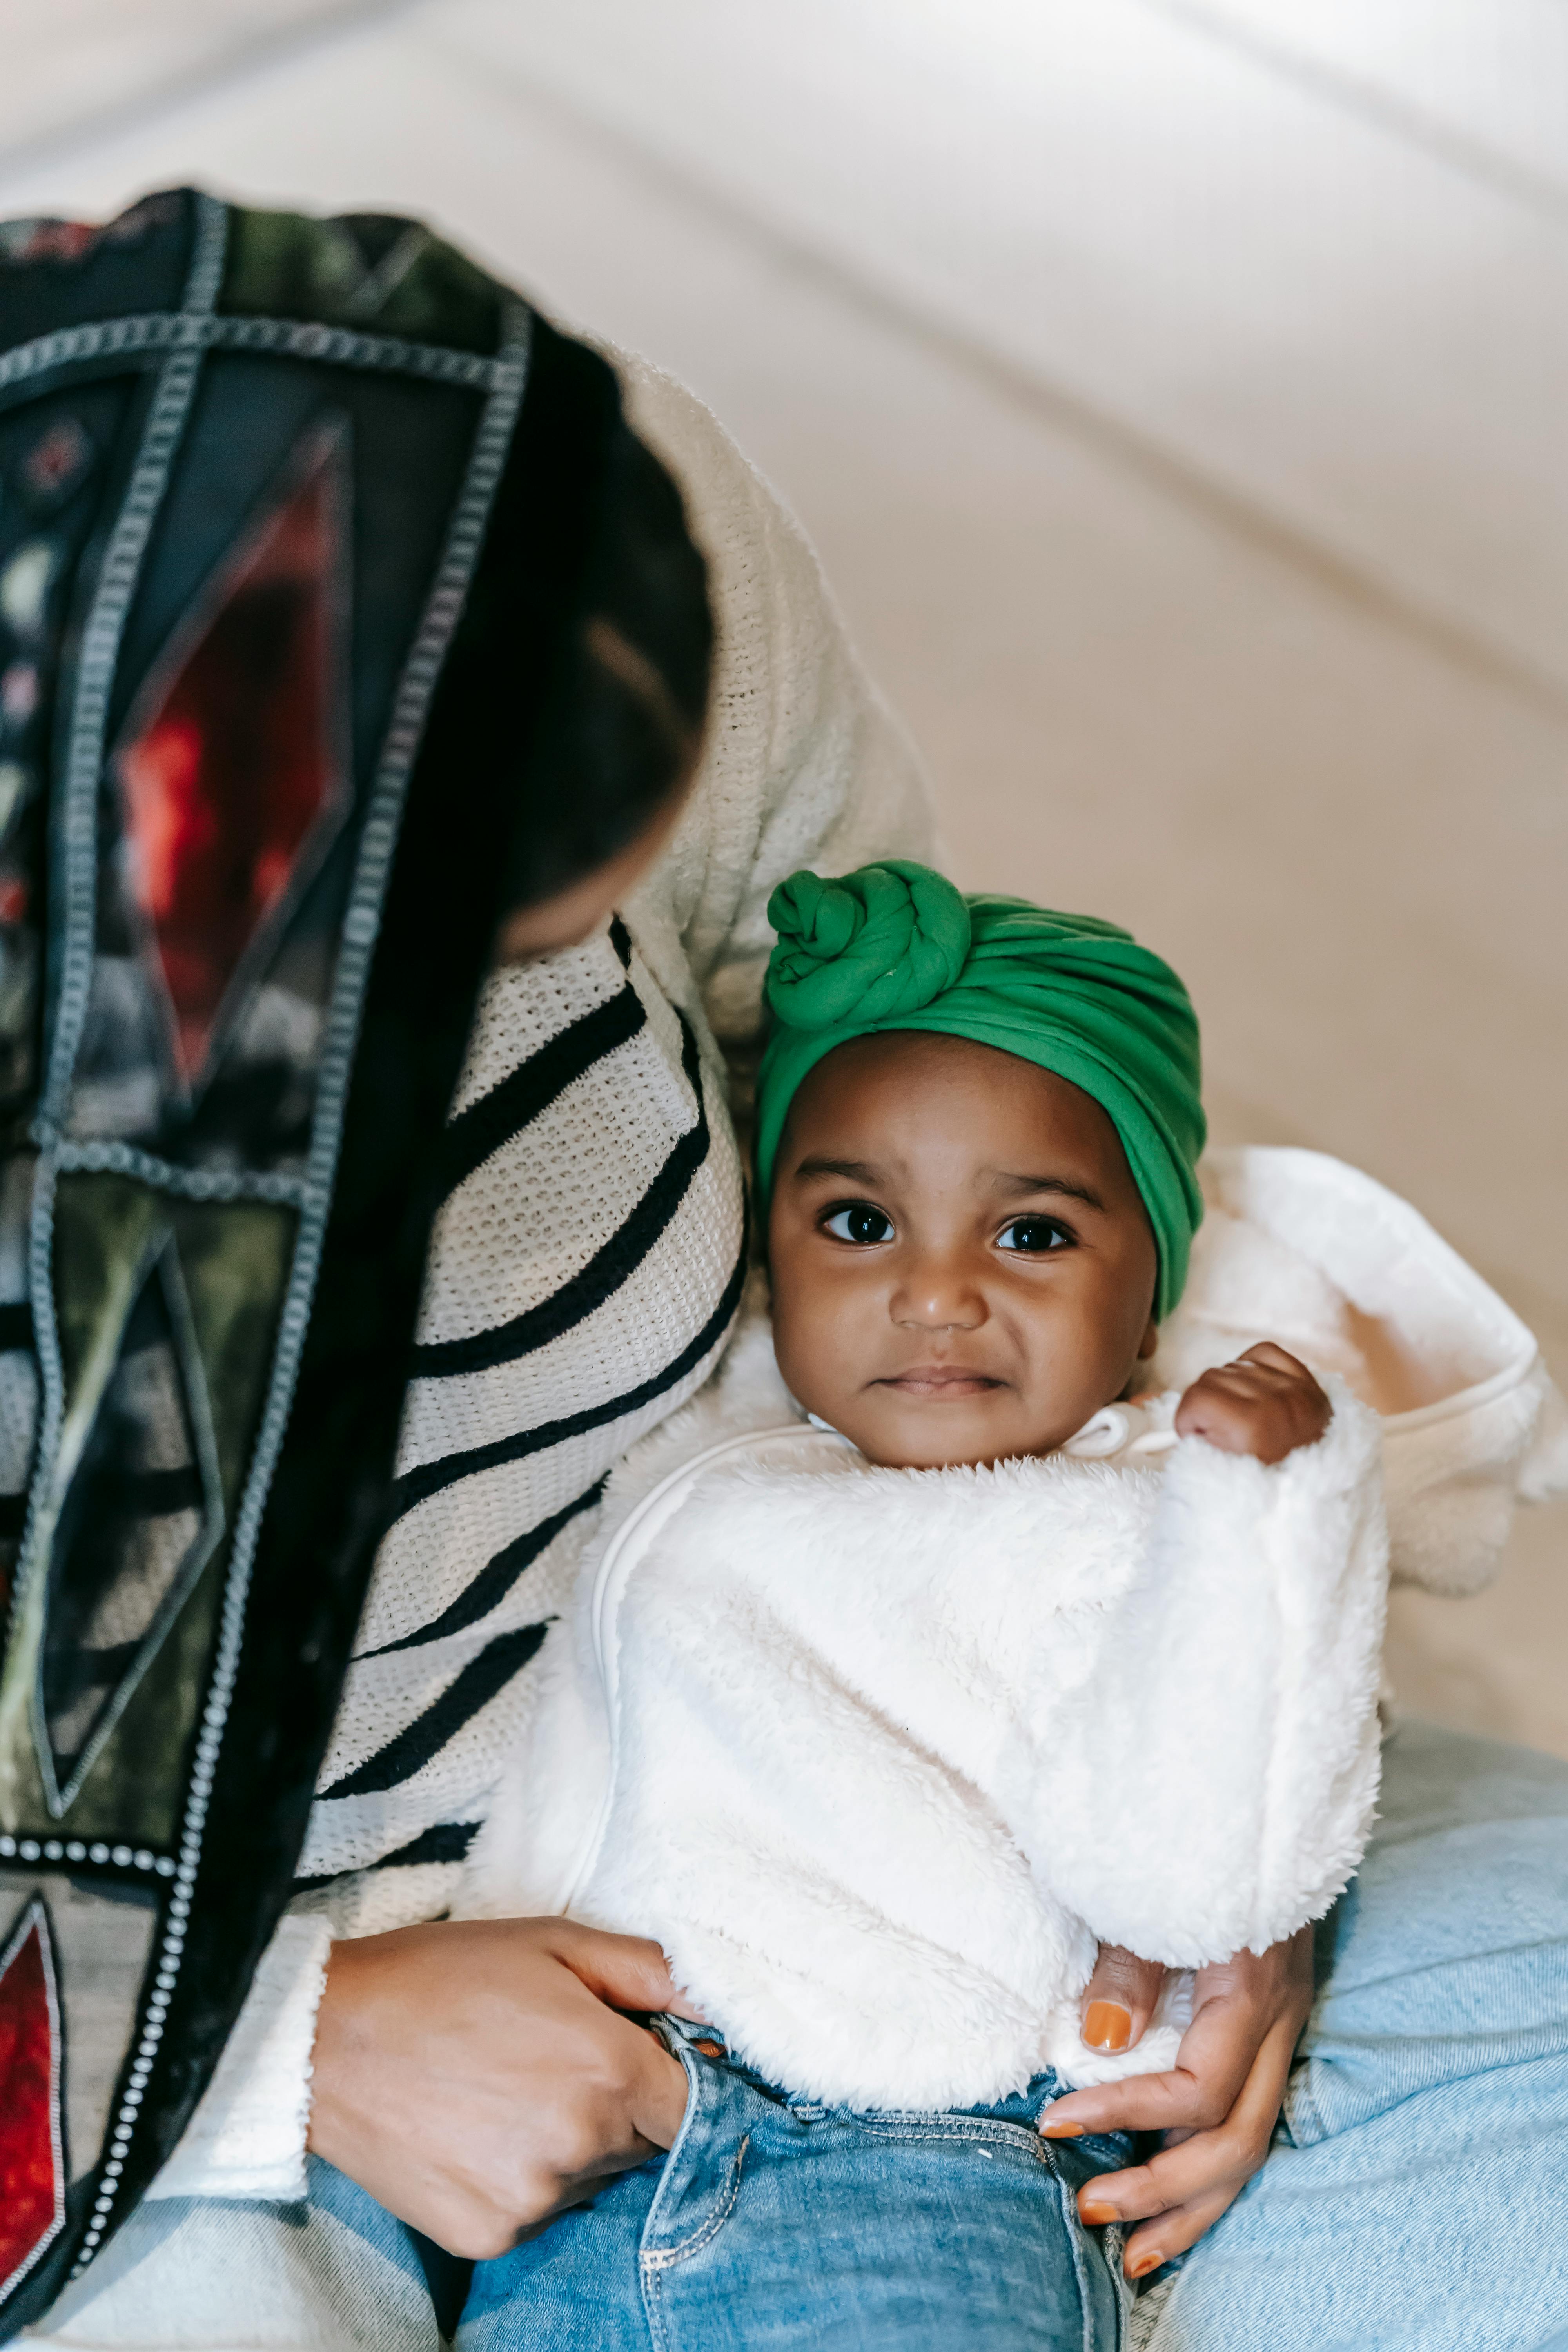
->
<box><xmin>553</xmin><ymin>1923</ymin><xmax>708</xmax><ymax>2021</ymax></box>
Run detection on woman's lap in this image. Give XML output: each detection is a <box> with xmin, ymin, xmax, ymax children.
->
<box><xmin>1147</xmin><ymin>1720</ymin><xmax>1568</xmax><ymax>2352</ymax></box>
<box><xmin>25</xmin><ymin>2157</ymin><xmax>443</xmax><ymax>2349</ymax></box>
<box><xmin>29</xmin><ymin>1723</ymin><xmax>1568</xmax><ymax>2352</ymax></box>
<box><xmin>460</xmin><ymin>2034</ymin><xmax>1129</xmax><ymax>2351</ymax></box>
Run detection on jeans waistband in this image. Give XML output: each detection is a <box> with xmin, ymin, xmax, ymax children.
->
<box><xmin>650</xmin><ymin>2012</ymin><xmax>1075</xmax><ymax>2129</ymax></box>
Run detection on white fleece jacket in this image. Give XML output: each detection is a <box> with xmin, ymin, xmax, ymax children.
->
<box><xmin>465</xmin><ymin>1352</ymin><xmax>1384</xmax><ymax>2107</ymax></box>
<box><xmin>463</xmin><ymin>1146</ymin><xmax>1568</xmax><ymax>2111</ymax></box>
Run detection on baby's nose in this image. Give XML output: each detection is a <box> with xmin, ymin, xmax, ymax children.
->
<box><xmin>891</xmin><ymin>1266</ymin><xmax>986</xmax><ymax>1329</ymax></box>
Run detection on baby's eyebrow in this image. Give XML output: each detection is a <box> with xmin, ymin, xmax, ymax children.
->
<box><xmin>991</xmin><ymin>1171</ymin><xmax>1107</xmax><ymax>1212</ymax></box>
<box><xmin>791</xmin><ymin>1155</ymin><xmax>885</xmax><ymax>1185</ymax></box>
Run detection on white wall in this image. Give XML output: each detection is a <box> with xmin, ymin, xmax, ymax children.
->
<box><xmin>1</xmin><ymin>0</ymin><xmax>1564</xmax><ymax>1749</ymax></box>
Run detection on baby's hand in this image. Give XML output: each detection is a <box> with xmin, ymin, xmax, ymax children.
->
<box><xmin>1173</xmin><ymin>1342</ymin><xmax>1330</xmax><ymax>1465</ymax></box>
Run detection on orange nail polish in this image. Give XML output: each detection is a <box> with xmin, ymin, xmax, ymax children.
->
<box><xmin>1040</xmin><ymin>2118</ymin><xmax>1083</xmax><ymax>2139</ymax></box>
<box><xmin>1129</xmin><ymin>2251</ymin><xmax>1165</xmax><ymax>2280</ymax></box>
<box><xmin>1083</xmin><ymin>2001</ymin><xmax>1132</xmax><ymax>2053</ymax></box>
<box><xmin>1079</xmin><ymin>2199</ymin><xmax>1119</xmax><ymax>2226</ymax></box>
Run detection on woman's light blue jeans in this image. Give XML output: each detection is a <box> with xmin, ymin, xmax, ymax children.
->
<box><xmin>1143</xmin><ymin>1718</ymin><xmax>1568</xmax><ymax>2352</ymax></box>
<box><xmin>29</xmin><ymin>1723</ymin><xmax>1568</xmax><ymax>2352</ymax></box>
<box><xmin>462</xmin><ymin>2022</ymin><xmax>1130</xmax><ymax>2350</ymax></box>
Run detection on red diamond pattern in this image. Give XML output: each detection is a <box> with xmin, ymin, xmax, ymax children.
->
<box><xmin>0</xmin><ymin>1899</ymin><xmax>65</xmax><ymax>2299</ymax></box>
<box><xmin>118</xmin><ymin>431</ymin><xmax>344</xmax><ymax>1089</ymax></box>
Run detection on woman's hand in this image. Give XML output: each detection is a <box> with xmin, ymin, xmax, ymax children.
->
<box><xmin>307</xmin><ymin>1917</ymin><xmax>699</xmax><ymax>2258</ymax></box>
<box><xmin>1042</xmin><ymin>1930</ymin><xmax>1315</xmax><ymax>2279</ymax></box>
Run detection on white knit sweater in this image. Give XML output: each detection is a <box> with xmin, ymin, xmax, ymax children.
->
<box><xmin>149</xmin><ymin>349</ymin><xmax>933</xmax><ymax>2200</ymax></box>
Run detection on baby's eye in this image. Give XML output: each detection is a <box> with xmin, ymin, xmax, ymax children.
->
<box><xmin>822</xmin><ymin>1202</ymin><xmax>895</xmax><ymax>1246</ymax></box>
<box><xmin>996</xmin><ymin>1216</ymin><xmax>1071</xmax><ymax>1254</ymax></box>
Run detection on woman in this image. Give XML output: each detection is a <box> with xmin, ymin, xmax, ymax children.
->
<box><xmin>1</xmin><ymin>193</ymin><xmax>1563</xmax><ymax>2352</ymax></box>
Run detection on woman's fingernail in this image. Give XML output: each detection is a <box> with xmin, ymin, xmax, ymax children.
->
<box><xmin>1079</xmin><ymin>2198</ymin><xmax>1119</xmax><ymax>2226</ymax></box>
<box><xmin>1129</xmin><ymin>2250</ymin><xmax>1165</xmax><ymax>2280</ymax></box>
<box><xmin>1083</xmin><ymin>2001</ymin><xmax>1132</xmax><ymax>2052</ymax></box>
<box><xmin>1040</xmin><ymin>2117</ymin><xmax>1083</xmax><ymax>2139</ymax></box>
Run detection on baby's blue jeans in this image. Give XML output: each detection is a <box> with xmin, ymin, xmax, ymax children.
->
<box><xmin>29</xmin><ymin>1724</ymin><xmax>1568</xmax><ymax>2351</ymax></box>
<box><xmin>461</xmin><ymin>2022</ymin><xmax>1131</xmax><ymax>2351</ymax></box>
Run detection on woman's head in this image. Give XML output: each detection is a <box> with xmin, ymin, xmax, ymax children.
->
<box><xmin>0</xmin><ymin>190</ymin><xmax>717</xmax><ymax>1199</ymax></box>
<box><xmin>491</xmin><ymin>416</ymin><xmax>713</xmax><ymax>958</ymax></box>
<box><xmin>419</xmin><ymin>320</ymin><xmax>714</xmax><ymax>964</ymax></box>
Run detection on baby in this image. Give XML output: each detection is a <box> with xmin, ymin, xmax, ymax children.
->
<box><xmin>459</xmin><ymin>862</ymin><xmax>1389</xmax><ymax>2351</ymax></box>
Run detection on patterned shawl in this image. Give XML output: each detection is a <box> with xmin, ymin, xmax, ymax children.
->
<box><xmin>0</xmin><ymin>189</ymin><xmax>621</xmax><ymax>2324</ymax></box>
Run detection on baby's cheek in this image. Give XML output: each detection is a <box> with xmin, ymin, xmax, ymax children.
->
<box><xmin>768</xmin><ymin>1299</ymin><xmax>811</xmax><ymax>1404</ymax></box>
<box><xmin>771</xmin><ymin>1288</ymin><xmax>850</xmax><ymax>1419</ymax></box>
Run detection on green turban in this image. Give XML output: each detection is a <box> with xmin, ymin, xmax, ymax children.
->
<box><xmin>756</xmin><ymin>860</ymin><xmax>1205</xmax><ymax>1319</ymax></box>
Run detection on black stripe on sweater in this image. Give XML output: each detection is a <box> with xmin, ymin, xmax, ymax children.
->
<box><xmin>357</xmin><ymin>1477</ymin><xmax>607</xmax><ymax>1658</ymax></box>
<box><xmin>386</xmin><ymin>1228</ymin><xmax>749</xmax><ymax>1529</ymax></box>
<box><xmin>432</xmin><ymin>984</ymin><xmax>644</xmax><ymax>1203</ymax></box>
<box><xmin>411</xmin><ymin>1013</ymin><xmax>709</xmax><ymax>1380</ymax></box>
<box><xmin>291</xmin><ymin>1818</ymin><xmax>480</xmax><ymax>1893</ymax></box>
<box><xmin>317</xmin><ymin>1623</ymin><xmax>551</xmax><ymax>1799</ymax></box>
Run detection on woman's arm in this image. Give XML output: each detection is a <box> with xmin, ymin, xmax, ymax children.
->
<box><xmin>146</xmin><ymin>1913</ymin><xmax>333</xmax><ymax>2200</ymax></box>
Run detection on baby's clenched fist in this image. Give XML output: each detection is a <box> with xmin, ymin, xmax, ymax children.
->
<box><xmin>1172</xmin><ymin>1341</ymin><xmax>1330</xmax><ymax>1465</ymax></box>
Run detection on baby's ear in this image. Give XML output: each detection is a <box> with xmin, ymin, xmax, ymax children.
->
<box><xmin>1137</xmin><ymin>1317</ymin><xmax>1160</xmax><ymax>1361</ymax></box>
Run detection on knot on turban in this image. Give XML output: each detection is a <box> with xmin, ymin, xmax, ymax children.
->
<box><xmin>757</xmin><ymin>862</ymin><xmax>1206</xmax><ymax>1320</ymax></box>
<box><xmin>765</xmin><ymin>862</ymin><xmax>971</xmax><ymax>1028</ymax></box>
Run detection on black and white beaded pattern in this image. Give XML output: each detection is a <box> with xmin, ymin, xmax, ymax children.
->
<box><xmin>0</xmin><ymin>1831</ymin><xmax>174</xmax><ymax>1878</ymax></box>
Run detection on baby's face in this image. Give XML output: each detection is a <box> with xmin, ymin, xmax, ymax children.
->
<box><xmin>767</xmin><ymin>1031</ymin><xmax>1160</xmax><ymax>1469</ymax></box>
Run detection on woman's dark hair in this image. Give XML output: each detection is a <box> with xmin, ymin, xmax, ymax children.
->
<box><xmin>427</xmin><ymin>317</ymin><xmax>714</xmax><ymax>918</ymax></box>
<box><xmin>520</xmin><ymin>414</ymin><xmax>714</xmax><ymax>904</ymax></box>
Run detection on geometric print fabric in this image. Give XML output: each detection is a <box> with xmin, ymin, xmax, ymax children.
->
<box><xmin>117</xmin><ymin>426</ymin><xmax>346</xmax><ymax>1096</ymax></box>
<box><xmin>42</xmin><ymin>1235</ymin><xmax>223</xmax><ymax>1804</ymax></box>
<box><xmin>0</xmin><ymin>181</ymin><xmax>535</xmax><ymax>2323</ymax></box>
<box><xmin>0</xmin><ymin>1898</ymin><xmax>64</xmax><ymax>2303</ymax></box>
